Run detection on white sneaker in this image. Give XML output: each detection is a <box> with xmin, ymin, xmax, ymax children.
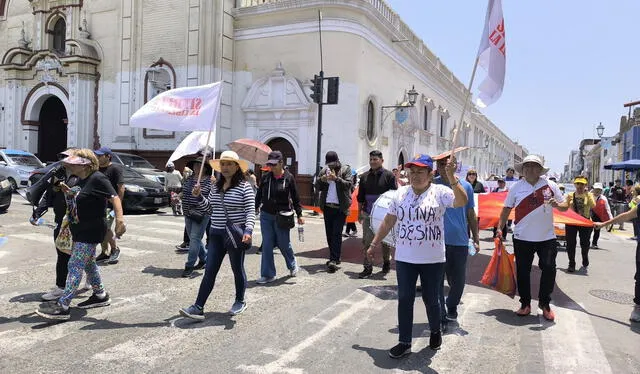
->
<box><xmin>41</xmin><ymin>287</ymin><xmax>64</xmax><ymax>301</ymax></box>
<box><xmin>256</xmin><ymin>276</ymin><xmax>276</xmax><ymax>284</ymax></box>
<box><xmin>290</xmin><ymin>266</ymin><xmax>299</xmax><ymax>277</ymax></box>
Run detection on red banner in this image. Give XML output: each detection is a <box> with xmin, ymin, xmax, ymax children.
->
<box><xmin>478</xmin><ymin>192</ymin><xmax>593</xmax><ymax>229</ymax></box>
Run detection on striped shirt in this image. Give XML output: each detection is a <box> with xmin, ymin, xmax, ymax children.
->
<box><xmin>197</xmin><ymin>181</ymin><xmax>255</xmax><ymax>235</ymax></box>
<box><xmin>183</xmin><ymin>176</ymin><xmax>212</xmax><ymax>215</ymax></box>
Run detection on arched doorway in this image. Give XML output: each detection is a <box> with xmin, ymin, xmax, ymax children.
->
<box><xmin>398</xmin><ymin>152</ymin><xmax>405</xmax><ymax>170</ymax></box>
<box><xmin>266</xmin><ymin>137</ymin><xmax>297</xmax><ymax>175</ymax></box>
<box><xmin>38</xmin><ymin>96</ymin><xmax>67</xmax><ymax>163</ymax></box>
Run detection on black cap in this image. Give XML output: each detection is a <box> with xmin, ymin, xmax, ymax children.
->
<box><xmin>325</xmin><ymin>151</ymin><xmax>339</xmax><ymax>164</ymax></box>
<box><xmin>266</xmin><ymin>151</ymin><xmax>283</xmax><ymax>166</ymax></box>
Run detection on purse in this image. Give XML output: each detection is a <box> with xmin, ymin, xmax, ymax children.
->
<box><xmin>276</xmin><ymin>210</ymin><xmax>295</xmax><ymax>230</ymax></box>
<box><xmin>220</xmin><ymin>190</ymin><xmax>251</xmax><ymax>251</ymax></box>
<box><xmin>54</xmin><ymin>215</ymin><xmax>73</xmax><ymax>254</ymax></box>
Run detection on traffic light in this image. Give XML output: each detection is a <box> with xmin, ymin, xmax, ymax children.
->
<box><xmin>326</xmin><ymin>77</ymin><xmax>339</xmax><ymax>105</ymax></box>
<box><xmin>310</xmin><ymin>74</ymin><xmax>323</xmax><ymax>104</ymax></box>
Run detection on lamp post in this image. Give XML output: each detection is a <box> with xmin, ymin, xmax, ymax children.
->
<box><xmin>596</xmin><ymin>122</ymin><xmax>605</xmax><ymax>138</ymax></box>
<box><xmin>380</xmin><ymin>85</ymin><xmax>419</xmax><ymax>125</ymax></box>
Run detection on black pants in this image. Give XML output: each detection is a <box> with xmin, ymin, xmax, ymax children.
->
<box><xmin>591</xmin><ymin>216</ymin><xmax>602</xmax><ymax>246</ymax></box>
<box><xmin>323</xmin><ymin>206</ymin><xmax>347</xmax><ymax>262</ymax></box>
<box><xmin>493</xmin><ymin>225</ymin><xmax>507</xmax><ymax>240</ymax></box>
<box><xmin>345</xmin><ymin>222</ymin><xmax>357</xmax><ymax>234</ymax></box>
<box><xmin>634</xmin><ymin>218</ymin><xmax>640</xmax><ymax>238</ymax></box>
<box><xmin>53</xmin><ymin>225</ymin><xmax>70</xmax><ymax>289</ymax></box>
<box><xmin>635</xmin><ymin>242</ymin><xmax>640</xmax><ymax>305</ymax></box>
<box><xmin>513</xmin><ymin>238</ymin><xmax>557</xmax><ymax>307</ymax></box>
<box><xmin>565</xmin><ymin>225</ymin><xmax>593</xmax><ymax>268</ymax></box>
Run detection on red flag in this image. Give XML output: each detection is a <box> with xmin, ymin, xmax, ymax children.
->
<box><xmin>478</xmin><ymin>192</ymin><xmax>593</xmax><ymax>230</ymax></box>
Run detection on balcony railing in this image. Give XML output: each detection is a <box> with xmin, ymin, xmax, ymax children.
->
<box><xmin>235</xmin><ymin>0</ymin><xmax>467</xmax><ymax>95</ymax></box>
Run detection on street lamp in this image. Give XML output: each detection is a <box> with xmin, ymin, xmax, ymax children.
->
<box><xmin>596</xmin><ymin>122</ymin><xmax>605</xmax><ymax>138</ymax></box>
<box><xmin>380</xmin><ymin>85</ymin><xmax>419</xmax><ymax>126</ymax></box>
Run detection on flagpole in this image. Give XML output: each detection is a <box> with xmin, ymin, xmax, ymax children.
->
<box><xmin>449</xmin><ymin>56</ymin><xmax>480</xmax><ymax>156</ymax></box>
<box><xmin>196</xmin><ymin>122</ymin><xmax>216</xmax><ymax>185</ymax></box>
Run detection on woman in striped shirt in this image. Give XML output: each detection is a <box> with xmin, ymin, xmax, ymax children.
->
<box><xmin>180</xmin><ymin>151</ymin><xmax>255</xmax><ymax>319</ymax></box>
<box><xmin>181</xmin><ymin>158</ymin><xmax>212</xmax><ymax>278</ymax></box>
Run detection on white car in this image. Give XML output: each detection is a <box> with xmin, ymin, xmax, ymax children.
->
<box><xmin>0</xmin><ymin>149</ymin><xmax>46</xmax><ymax>191</ymax></box>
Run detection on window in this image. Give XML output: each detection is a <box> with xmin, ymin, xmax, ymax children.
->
<box><xmin>52</xmin><ymin>18</ymin><xmax>66</xmax><ymax>54</ymax></box>
<box><xmin>423</xmin><ymin>106</ymin><xmax>429</xmax><ymax>131</ymax></box>
<box><xmin>366</xmin><ymin>100</ymin><xmax>375</xmax><ymax>142</ymax></box>
<box><xmin>439</xmin><ymin>114</ymin><xmax>446</xmax><ymax>137</ymax></box>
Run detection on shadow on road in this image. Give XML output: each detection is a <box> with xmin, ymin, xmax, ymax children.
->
<box><xmin>171</xmin><ymin>312</ymin><xmax>236</xmax><ymax>330</ymax></box>
<box><xmin>352</xmin><ymin>343</ymin><xmax>438</xmax><ymax>373</ymax></box>
<box><xmin>246</xmin><ymin>276</ymin><xmax>296</xmax><ymax>289</ymax></box>
<box><xmin>141</xmin><ymin>265</ymin><xmax>202</xmax><ymax>279</ymax></box>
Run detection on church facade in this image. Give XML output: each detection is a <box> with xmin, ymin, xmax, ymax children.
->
<box><xmin>0</xmin><ymin>0</ymin><xmax>526</xmax><ymax>201</ymax></box>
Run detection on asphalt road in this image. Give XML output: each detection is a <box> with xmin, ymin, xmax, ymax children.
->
<box><xmin>0</xmin><ymin>194</ymin><xmax>639</xmax><ymax>373</ymax></box>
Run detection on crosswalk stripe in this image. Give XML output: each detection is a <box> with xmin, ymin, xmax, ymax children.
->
<box><xmin>540</xmin><ymin>302</ymin><xmax>613</xmax><ymax>374</ymax></box>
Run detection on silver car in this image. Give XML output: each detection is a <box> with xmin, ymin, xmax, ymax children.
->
<box><xmin>0</xmin><ymin>149</ymin><xmax>46</xmax><ymax>191</ymax></box>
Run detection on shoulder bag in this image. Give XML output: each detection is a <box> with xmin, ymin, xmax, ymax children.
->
<box><xmin>220</xmin><ymin>189</ymin><xmax>251</xmax><ymax>251</ymax></box>
<box><xmin>270</xmin><ymin>174</ymin><xmax>296</xmax><ymax>230</ymax></box>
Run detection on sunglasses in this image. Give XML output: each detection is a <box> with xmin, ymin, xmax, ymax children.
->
<box><xmin>467</xmin><ymin>173</ymin><xmax>477</xmax><ymax>176</ymax></box>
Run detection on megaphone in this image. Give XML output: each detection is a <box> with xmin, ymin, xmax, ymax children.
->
<box><xmin>25</xmin><ymin>165</ymin><xmax>60</xmax><ymax>205</ymax></box>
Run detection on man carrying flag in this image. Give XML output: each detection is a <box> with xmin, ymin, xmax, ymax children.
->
<box><xmin>496</xmin><ymin>155</ymin><xmax>568</xmax><ymax>321</ymax></box>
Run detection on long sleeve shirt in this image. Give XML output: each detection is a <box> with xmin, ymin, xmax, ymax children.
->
<box><xmin>196</xmin><ymin>181</ymin><xmax>255</xmax><ymax>235</ymax></box>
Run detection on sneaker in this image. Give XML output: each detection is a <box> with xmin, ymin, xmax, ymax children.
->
<box><xmin>351</xmin><ymin>230</ymin><xmax>358</xmax><ymax>237</ymax></box>
<box><xmin>77</xmin><ymin>293</ymin><xmax>111</xmax><ymax>309</ymax></box>
<box><xmin>541</xmin><ymin>305</ymin><xmax>555</xmax><ymax>321</ymax></box>
<box><xmin>580</xmin><ymin>266</ymin><xmax>588</xmax><ymax>274</ymax></box>
<box><xmin>290</xmin><ymin>266</ymin><xmax>299</xmax><ymax>277</ymax></box>
<box><xmin>327</xmin><ymin>261</ymin><xmax>338</xmax><ymax>273</ymax></box>
<box><xmin>358</xmin><ymin>266</ymin><xmax>373</xmax><ymax>279</ymax></box>
<box><xmin>382</xmin><ymin>260</ymin><xmax>391</xmax><ymax>274</ymax></box>
<box><xmin>194</xmin><ymin>260</ymin><xmax>206</xmax><ymax>270</ymax></box>
<box><xmin>567</xmin><ymin>265</ymin><xmax>576</xmax><ymax>273</ymax></box>
<box><xmin>630</xmin><ymin>305</ymin><xmax>640</xmax><ymax>323</ymax></box>
<box><xmin>179</xmin><ymin>304</ymin><xmax>204</xmax><ymax>320</ymax></box>
<box><xmin>342</xmin><ymin>233</ymin><xmax>349</xmax><ymax>238</ymax></box>
<box><xmin>95</xmin><ymin>253</ymin><xmax>110</xmax><ymax>263</ymax></box>
<box><xmin>42</xmin><ymin>287</ymin><xmax>64</xmax><ymax>301</ymax></box>
<box><xmin>446</xmin><ymin>308</ymin><xmax>458</xmax><ymax>321</ymax></box>
<box><xmin>516</xmin><ymin>305</ymin><xmax>531</xmax><ymax>316</ymax></box>
<box><xmin>107</xmin><ymin>247</ymin><xmax>121</xmax><ymax>264</ymax></box>
<box><xmin>388</xmin><ymin>343</ymin><xmax>411</xmax><ymax>359</ymax></box>
<box><xmin>256</xmin><ymin>276</ymin><xmax>276</xmax><ymax>284</ymax></box>
<box><xmin>183</xmin><ymin>267</ymin><xmax>196</xmax><ymax>277</ymax></box>
<box><xmin>591</xmin><ymin>244</ymin><xmax>599</xmax><ymax>249</ymax></box>
<box><xmin>175</xmin><ymin>242</ymin><xmax>189</xmax><ymax>250</ymax></box>
<box><xmin>229</xmin><ymin>301</ymin><xmax>247</xmax><ymax>316</ymax></box>
<box><xmin>35</xmin><ymin>302</ymin><xmax>70</xmax><ymax>320</ymax></box>
<box><xmin>429</xmin><ymin>331</ymin><xmax>442</xmax><ymax>350</ymax></box>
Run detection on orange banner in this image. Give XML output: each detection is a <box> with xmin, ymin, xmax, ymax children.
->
<box><xmin>302</xmin><ymin>187</ymin><xmax>360</xmax><ymax>223</ymax></box>
<box><xmin>478</xmin><ymin>192</ymin><xmax>593</xmax><ymax>229</ymax></box>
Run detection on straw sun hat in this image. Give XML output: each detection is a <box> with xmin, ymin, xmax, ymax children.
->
<box><xmin>209</xmin><ymin>150</ymin><xmax>249</xmax><ymax>173</ymax></box>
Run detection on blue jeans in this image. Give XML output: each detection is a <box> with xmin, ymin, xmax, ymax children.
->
<box><xmin>396</xmin><ymin>261</ymin><xmax>444</xmax><ymax>344</ymax></box>
<box><xmin>185</xmin><ymin>216</ymin><xmax>209</xmax><ymax>268</ymax></box>
<box><xmin>195</xmin><ymin>231</ymin><xmax>247</xmax><ymax>308</ymax></box>
<box><xmin>323</xmin><ymin>206</ymin><xmax>347</xmax><ymax>262</ymax></box>
<box><xmin>439</xmin><ymin>245</ymin><xmax>468</xmax><ymax>318</ymax></box>
<box><xmin>260</xmin><ymin>212</ymin><xmax>297</xmax><ymax>278</ymax></box>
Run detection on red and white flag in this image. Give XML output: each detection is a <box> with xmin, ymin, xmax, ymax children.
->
<box><xmin>130</xmin><ymin>82</ymin><xmax>222</xmax><ymax>131</ymax></box>
<box><xmin>476</xmin><ymin>0</ymin><xmax>505</xmax><ymax>107</ymax></box>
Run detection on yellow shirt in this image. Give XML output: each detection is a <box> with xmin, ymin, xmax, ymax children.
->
<box><xmin>567</xmin><ymin>191</ymin><xmax>596</xmax><ymax>219</ymax></box>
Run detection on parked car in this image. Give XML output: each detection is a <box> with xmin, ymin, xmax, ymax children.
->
<box><xmin>0</xmin><ymin>175</ymin><xmax>12</xmax><ymax>212</ymax></box>
<box><xmin>111</xmin><ymin>152</ymin><xmax>166</xmax><ymax>187</ymax></box>
<box><xmin>28</xmin><ymin>162</ymin><xmax>170</xmax><ymax>212</ymax></box>
<box><xmin>0</xmin><ymin>149</ymin><xmax>46</xmax><ymax>191</ymax></box>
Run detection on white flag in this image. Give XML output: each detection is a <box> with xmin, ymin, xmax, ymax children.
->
<box><xmin>476</xmin><ymin>0</ymin><xmax>505</xmax><ymax>107</ymax></box>
<box><xmin>168</xmin><ymin>130</ymin><xmax>217</xmax><ymax>162</ymax></box>
<box><xmin>130</xmin><ymin>82</ymin><xmax>222</xmax><ymax>131</ymax></box>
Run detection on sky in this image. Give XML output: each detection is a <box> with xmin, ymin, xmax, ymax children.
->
<box><xmin>385</xmin><ymin>0</ymin><xmax>640</xmax><ymax>175</ymax></box>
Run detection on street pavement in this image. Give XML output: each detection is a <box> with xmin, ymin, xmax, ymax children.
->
<box><xmin>0</xmin><ymin>194</ymin><xmax>639</xmax><ymax>373</ymax></box>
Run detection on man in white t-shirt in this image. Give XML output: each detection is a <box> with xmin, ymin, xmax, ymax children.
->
<box><xmin>496</xmin><ymin>155</ymin><xmax>568</xmax><ymax>322</ymax></box>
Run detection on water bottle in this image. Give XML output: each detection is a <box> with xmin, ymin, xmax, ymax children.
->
<box><xmin>298</xmin><ymin>225</ymin><xmax>304</xmax><ymax>242</ymax></box>
<box><xmin>468</xmin><ymin>239</ymin><xmax>477</xmax><ymax>256</ymax></box>
<box><xmin>31</xmin><ymin>217</ymin><xmax>56</xmax><ymax>229</ymax></box>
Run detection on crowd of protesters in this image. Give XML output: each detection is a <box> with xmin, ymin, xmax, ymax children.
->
<box><xmin>25</xmin><ymin>145</ymin><xmax>639</xmax><ymax>359</ymax></box>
